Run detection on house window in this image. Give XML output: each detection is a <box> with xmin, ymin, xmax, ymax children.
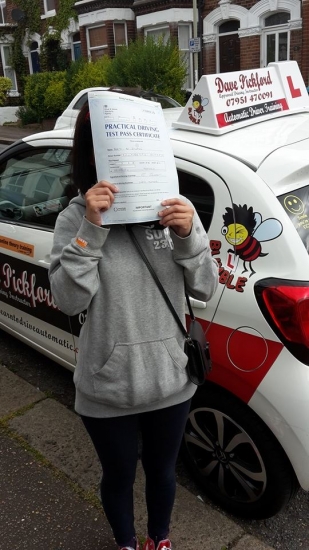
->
<box><xmin>265</xmin><ymin>12</ymin><xmax>290</xmax><ymax>27</ymax></box>
<box><xmin>145</xmin><ymin>26</ymin><xmax>170</xmax><ymax>44</ymax></box>
<box><xmin>1</xmin><ymin>45</ymin><xmax>17</xmax><ymax>92</ymax></box>
<box><xmin>44</xmin><ymin>0</ymin><xmax>56</xmax><ymax>13</ymax></box>
<box><xmin>178</xmin><ymin>24</ymin><xmax>193</xmax><ymax>91</ymax></box>
<box><xmin>263</xmin><ymin>12</ymin><xmax>290</xmax><ymax>65</ymax></box>
<box><xmin>88</xmin><ymin>26</ymin><xmax>108</xmax><ymax>61</ymax></box>
<box><xmin>0</xmin><ymin>1</ymin><xmax>6</xmax><ymax>24</ymax></box>
<box><xmin>72</xmin><ymin>32</ymin><xmax>81</xmax><ymax>61</ymax></box>
<box><xmin>114</xmin><ymin>22</ymin><xmax>127</xmax><ymax>53</ymax></box>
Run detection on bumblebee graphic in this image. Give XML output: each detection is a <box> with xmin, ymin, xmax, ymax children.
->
<box><xmin>188</xmin><ymin>94</ymin><xmax>209</xmax><ymax>124</ymax></box>
<box><xmin>192</xmin><ymin>94</ymin><xmax>208</xmax><ymax>114</ymax></box>
<box><xmin>222</xmin><ymin>204</ymin><xmax>283</xmax><ymax>277</ymax></box>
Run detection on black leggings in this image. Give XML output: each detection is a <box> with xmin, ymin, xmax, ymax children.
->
<box><xmin>81</xmin><ymin>399</ymin><xmax>191</xmax><ymax>547</ymax></box>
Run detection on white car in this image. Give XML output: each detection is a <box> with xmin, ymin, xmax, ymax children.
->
<box><xmin>1</xmin><ymin>61</ymin><xmax>309</xmax><ymax>520</ymax></box>
<box><xmin>54</xmin><ymin>87</ymin><xmax>182</xmax><ymax>129</ymax></box>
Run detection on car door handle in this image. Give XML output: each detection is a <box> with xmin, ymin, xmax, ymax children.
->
<box><xmin>189</xmin><ymin>297</ymin><xmax>207</xmax><ymax>309</ymax></box>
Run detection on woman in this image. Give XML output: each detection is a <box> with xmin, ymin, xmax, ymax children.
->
<box><xmin>49</xmin><ymin>95</ymin><xmax>218</xmax><ymax>550</ymax></box>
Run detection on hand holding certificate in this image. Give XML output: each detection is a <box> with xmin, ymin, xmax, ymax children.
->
<box><xmin>88</xmin><ymin>90</ymin><xmax>180</xmax><ymax>225</ymax></box>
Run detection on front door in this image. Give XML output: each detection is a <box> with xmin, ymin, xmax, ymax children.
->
<box><xmin>219</xmin><ymin>34</ymin><xmax>240</xmax><ymax>73</ymax></box>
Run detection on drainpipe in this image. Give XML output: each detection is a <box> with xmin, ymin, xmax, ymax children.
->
<box><xmin>193</xmin><ymin>0</ymin><xmax>199</xmax><ymax>85</ymax></box>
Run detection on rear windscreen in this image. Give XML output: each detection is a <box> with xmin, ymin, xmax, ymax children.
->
<box><xmin>278</xmin><ymin>186</ymin><xmax>309</xmax><ymax>252</ymax></box>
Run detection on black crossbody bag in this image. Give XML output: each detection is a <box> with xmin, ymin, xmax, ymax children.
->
<box><xmin>127</xmin><ymin>226</ymin><xmax>212</xmax><ymax>386</ymax></box>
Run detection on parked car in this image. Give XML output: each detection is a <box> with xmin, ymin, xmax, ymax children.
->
<box><xmin>54</xmin><ymin>87</ymin><xmax>182</xmax><ymax>129</ymax></box>
<box><xmin>1</xmin><ymin>61</ymin><xmax>309</xmax><ymax>520</ymax></box>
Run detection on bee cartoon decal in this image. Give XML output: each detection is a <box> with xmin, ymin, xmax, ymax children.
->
<box><xmin>188</xmin><ymin>94</ymin><xmax>209</xmax><ymax>125</ymax></box>
<box><xmin>221</xmin><ymin>204</ymin><xmax>283</xmax><ymax>277</ymax></box>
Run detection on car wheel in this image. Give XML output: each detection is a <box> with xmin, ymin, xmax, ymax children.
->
<box><xmin>181</xmin><ymin>383</ymin><xmax>299</xmax><ymax>519</ymax></box>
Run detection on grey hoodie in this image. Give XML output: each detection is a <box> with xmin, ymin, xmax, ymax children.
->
<box><xmin>49</xmin><ymin>195</ymin><xmax>218</xmax><ymax>417</ymax></box>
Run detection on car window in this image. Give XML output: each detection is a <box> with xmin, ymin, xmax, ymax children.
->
<box><xmin>278</xmin><ymin>185</ymin><xmax>309</xmax><ymax>253</ymax></box>
<box><xmin>143</xmin><ymin>95</ymin><xmax>180</xmax><ymax>108</ymax></box>
<box><xmin>73</xmin><ymin>93</ymin><xmax>88</xmax><ymax>110</ymax></box>
<box><xmin>73</xmin><ymin>91</ymin><xmax>180</xmax><ymax>111</ymax></box>
<box><xmin>177</xmin><ymin>170</ymin><xmax>214</xmax><ymax>231</ymax></box>
<box><xmin>157</xmin><ymin>97</ymin><xmax>180</xmax><ymax>108</ymax></box>
<box><xmin>0</xmin><ymin>147</ymin><xmax>75</xmax><ymax>228</ymax></box>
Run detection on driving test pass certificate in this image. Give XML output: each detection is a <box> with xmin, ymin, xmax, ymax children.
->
<box><xmin>88</xmin><ymin>90</ymin><xmax>179</xmax><ymax>225</ymax></box>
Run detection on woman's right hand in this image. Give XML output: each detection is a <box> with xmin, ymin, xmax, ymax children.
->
<box><xmin>85</xmin><ymin>181</ymin><xmax>119</xmax><ymax>226</ymax></box>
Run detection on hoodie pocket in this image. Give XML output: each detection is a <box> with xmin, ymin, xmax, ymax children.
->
<box><xmin>92</xmin><ymin>337</ymin><xmax>189</xmax><ymax>408</ymax></box>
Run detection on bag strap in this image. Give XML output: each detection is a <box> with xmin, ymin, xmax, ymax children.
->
<box><xmin>185</xmin><ymin>291</ymin><xmax>195</xmax><ymax>321</ymax></box>
<box><xmin>127</xmin><ymin>225</ymin><xmax>192</xmax><ymax>338</ymax></box>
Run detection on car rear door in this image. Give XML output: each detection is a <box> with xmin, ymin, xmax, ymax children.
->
<box><xmin>175</xmin><ymin>155</ymin><xmax>235</xmax><ymax>324</ymax></box>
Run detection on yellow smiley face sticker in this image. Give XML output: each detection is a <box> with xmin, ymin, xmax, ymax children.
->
<box><xmin>284</xmin><ymin>195</ymin><xmax>305</xmax><ymax>215</ymax></box>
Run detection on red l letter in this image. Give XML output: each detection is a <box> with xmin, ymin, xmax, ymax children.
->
<box><xmin>287</xmin><ymin>75</ymin><xmax>301</xmax><ymax>98</ymax></box>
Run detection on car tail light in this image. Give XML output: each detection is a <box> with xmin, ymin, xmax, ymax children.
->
<box><xmin>255</xmin><ymin>279</ymin><xmax>309</xmax><ymax>365</ymax></box>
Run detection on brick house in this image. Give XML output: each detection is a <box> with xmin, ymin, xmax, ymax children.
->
<box><xmin>72</xmin><ymin>0</ymin><xmax>195</xmax><ymax>90</ymax></box>
<box><xmin>1</xmin><ymin>0</ymin><xmax>309</xmax><ymax>96</ymax></box>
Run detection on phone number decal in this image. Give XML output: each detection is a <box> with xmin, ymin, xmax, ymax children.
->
<box><xmin>226</xmin><ymin>91</ymin><xmax>273</xmax><ymax>107</ymax></box>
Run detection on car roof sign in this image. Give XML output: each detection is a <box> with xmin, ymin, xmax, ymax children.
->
<box><xmin>173</xmin><ymin>61</ymin><xmax>309</xmax><ymax>135</ymax></box>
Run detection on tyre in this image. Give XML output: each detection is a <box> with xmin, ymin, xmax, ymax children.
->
<box><xmin>181</xmin><ymin>383</ymin><xmax>299</xmax><ymax>519</ymax></box>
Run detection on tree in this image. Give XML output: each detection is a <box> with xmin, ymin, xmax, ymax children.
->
<box><xmin>105</xmin><ymin>36</ymin><xmax>187</xmax><ymax>103</ymax></box>
<box><xmin>39</xmin><ymin>35</ymin><xmax>69</xmax><ymax>72</ymax></box>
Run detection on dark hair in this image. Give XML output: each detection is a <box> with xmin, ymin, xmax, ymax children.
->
<box><xmin>72</xmin><ymin>101</ymin><xmax>96</xmax><ymax>195</ymax></box>
<box><xmin>72</xmin><ymin>86</ymin><xmax>143</xmax><ymax>195</ymax></box>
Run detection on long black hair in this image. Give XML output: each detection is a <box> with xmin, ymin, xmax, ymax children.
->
<box><xmin>72</xmin><ymin>102</ymin><xmax>97</xmax><ymax>195</ymax></box>
<box><xmin>72</xmin><ymin>87</ymin><xmax>143</xmax><ymax>196</ymax></box>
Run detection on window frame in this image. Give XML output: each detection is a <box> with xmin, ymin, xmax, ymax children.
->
<box><xmin>113</xmin><ymin>22</ymin><xmax>128</xmax><ymax>53</ymax></box>
<box><xmin>178</xmin><ymin>23</ymin><xmax>193</xmax><ymax>91</ymax></box>
<box><xmin>0</xmin><ymin>1</ymin><xmax>6</xmax><ymax>25</ymax></box>
<box><xmin>87</xmin><ymin>24</ymin><xmax>108</xmax><ymax>61</ymax></box>
<box><xmin>43</xmin><ymin>0</ymin><xmax>56</xmax><ymax>17</ymax></box>
<box><xmin>144</xmin><ymin>25</ymin><xmax>170</xmax><ymax>44</ymax></box>
<box><xmin>1</xmin><ymin>45</ymin><xmax>17</xmax><ymax>94</ymax></box>
<box><xmin>261</xmin><ymin>12</ymin><xmax>291</xmax><ymax>67</ymax></box>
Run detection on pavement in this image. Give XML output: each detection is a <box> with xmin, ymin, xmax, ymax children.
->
<box><xmin>0</xmin><ymin>123</ymin><xmax>275</xmax><ymax>550</ymax></box>
<box><xmin>0</xmin><ymin>122</ymin><xmax>49</xmax><ymax>146</ymax></box>
<box><xmin>0</xmin><ymin>364</ymin><xmax>275</xmax><ymax>550</ymax></box>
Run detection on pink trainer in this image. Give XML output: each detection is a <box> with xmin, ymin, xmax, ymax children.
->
<box><xmin>142</xmin><ymin>537</ymin><xmax>172</xmax><ymax>550</ymax></box>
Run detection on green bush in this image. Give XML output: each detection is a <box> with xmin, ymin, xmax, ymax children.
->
<box><xmin>65</xmin><ymin>56</ymin><xmax>111</xmax><ymax>101</ymax></box>
<box><xmin>105</xmin><ymin>37</ymin><xmax>187</xmax><ymax>104</ymax></box>
<box><xmin>22</xmin><ymin>37</ymin><xmax>187</xmax><ymax>122</ymax></box>
<box><xmin>16</xmin><ymin>105</ymin><xmax>39</xmax><ymax>126</ymax></box>
<box><xmin>24</xmin><ymin>71</ymin><xmax>66</xmax><ymax>121</ymax></box>
<box><xmin>44</xmin><ymin>79</ymin><xmax>67</xmax><ymax>118</ymax></box>
<box><xmin>63</xmin><ymin>57</ymin><xmax>85</xmax><ymax>104</ymax></box>
<box><xmin>0</xmin><ymin>77</ymin><xmax>13</xmax><ymax>106</ymax></box>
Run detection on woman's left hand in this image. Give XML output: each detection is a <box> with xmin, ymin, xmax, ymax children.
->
<box><xmin>158</xmin><ymin>198</ymin><xmax>194</xmax><ymax>238</ymax></box>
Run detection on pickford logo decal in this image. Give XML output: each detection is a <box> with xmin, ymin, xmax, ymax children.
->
<box><xmin>210</xmin><ymin>204</ymin><xmax>283</xmax><ymax>290</ymax></box>
<box><xmin>188</xmin><ymin>94</ymin><xmax>209</xmax><ymax>125</ymax></box>
<box><xmin>0</xmin><ymin>253</ymin><xmax>83</xmax><ymax>336</ymax></box>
